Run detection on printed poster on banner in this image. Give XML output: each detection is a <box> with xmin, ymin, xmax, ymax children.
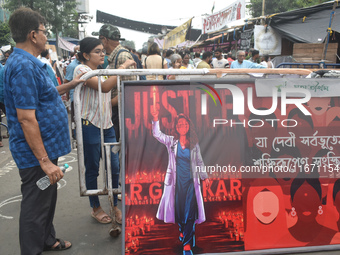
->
<box><xmin>163</xmin><ymin>18</ymin><xmax>193</xmax><ymax>49</ymax></box>
<box><xmin>239</xmin><ymin>29</ymin><xmax>253</xmax><ymax>51</ymax></box>
<box><xmin>202</xmin><ymin>0</ymin><xmax>246</xmax><ymax>34</ymax></box>
<box><xmin>254</xmin><ymin>25</ymin><xmax>282</xmax><ymax>55</ymax></box>
<box><xmin>123</xmin><ymin>78</ymin><xmax>340</xmax><ymax>254</ymax></box>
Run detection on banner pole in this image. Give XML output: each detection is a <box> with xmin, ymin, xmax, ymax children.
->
<box><xmin>322</xmin><ymin>1</ymin><xmax>337</xmax><ymax>64</ymax></box>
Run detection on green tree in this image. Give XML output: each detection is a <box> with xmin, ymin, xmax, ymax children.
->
<box><xmin>247</xmin><ymin>0</ymin><xmax>329</xmax><ymax>17</ymax></box>
<box><xmin>0</xmin><ymin>21</ymin><xmax>14</xmax><ymax>46</ymax></box>
<box><xmin>4</xmin><ymin>0</ymin><xmax>79</xmax><ymax>38</ymax></box>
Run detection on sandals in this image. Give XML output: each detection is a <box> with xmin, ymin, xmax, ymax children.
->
<box><xmin>91</xmin><ymin>207</ymin><xmax>121</xmax><ymax>225</ymax></box>
<box><xmin>44</xmin><ymin>238</ymin><xmax>72</xmax><ymax>251</ymax></box>
<box><xmin>91</xmin><ymin>208</ymin><xmax>112</xmax><ymax>224</ymax></box>
<box><xmin>115</xmin><ymin>207</ymin><xmax>122</xmax><ymax>225</ymax></box>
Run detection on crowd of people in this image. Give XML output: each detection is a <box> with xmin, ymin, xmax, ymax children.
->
<box><xmin>0</xmin><ymin>6</ymin><xmax>281</xmax><ymax>255</ymax></box>
<box><xmin>135</xmin><ymin>46</ymin><xmax>274</xmax><ymax>74</ymax></box>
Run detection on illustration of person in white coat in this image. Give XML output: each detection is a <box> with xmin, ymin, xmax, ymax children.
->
<box><xmin>151</xmin><ymin>106</ymin><xmax>209</xmax><ymax>255</ymax></box>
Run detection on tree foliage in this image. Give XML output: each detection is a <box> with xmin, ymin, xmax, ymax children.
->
<box><xmin>0</xmin><ymin>22</ymin><xmax>14</xmax><ymax>46</ymax></box>
<box><xmin>4</xmin><ymin>0</ymin><xmax>79</xmax><ymax>38</ymax></box>
<box><xmin>247</xmin><ymin>0</ymin><xmax>330</xmax><ymax>17</ymax></box>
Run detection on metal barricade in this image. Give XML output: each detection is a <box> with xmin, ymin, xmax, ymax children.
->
<box><xmin>73</xmin><ymin>68</ymin><xmax>312</xmax><ymax>236</ymax></box>
<box><xmin>276</xmin><ymin>62</ymin><xmax>340</xmax><ymax>69</ymax></box>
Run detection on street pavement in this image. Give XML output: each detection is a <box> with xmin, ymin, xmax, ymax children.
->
<box><xmin>1</xmin><ymin>121</ymin><xmax>340</xmax><ymax>255</ymax></box>
<box><xmin>0</xmin><ymin>137</ymin><xmax>122</xmax><ymax>255</ymax></box>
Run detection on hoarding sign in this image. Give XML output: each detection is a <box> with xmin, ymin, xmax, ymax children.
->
<box><xmin>123</xmin><ymin>79</ymin><xmax>340</xmax><ymax>254</ymax></box>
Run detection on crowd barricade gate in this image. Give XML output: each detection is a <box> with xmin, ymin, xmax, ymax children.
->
<box><xmin>73</xmin><ymin>68</ymin><xmax>330</xmax><ymax>249</ymax></box>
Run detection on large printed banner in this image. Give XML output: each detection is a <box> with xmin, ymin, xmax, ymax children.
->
<box><xmin>202</xmin><ymin>0</ymin><xmax>245</xmax><ymax>34</ymax></box>
<box><xmin>163</xmin><ymin>18</ymin><xmax>193</xmax><ymax>49</ymax></box>
<box><xmin>123</xmin><ymin>79</ymin><xmax>340</xmax><ymax>254</ymax></box>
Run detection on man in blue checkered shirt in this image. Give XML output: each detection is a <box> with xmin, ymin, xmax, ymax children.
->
<box><xmin>4</xmin><ymin>7</ymin><xmax>83</xmax><ymax>254</ymax></box>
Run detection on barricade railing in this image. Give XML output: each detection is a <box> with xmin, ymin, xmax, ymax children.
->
<box><xmin>73</xmin><ymin>68</ymin><xmax>312</xmax><ymax>237</ymax></box>
<box><xmin>276</xmin><ymin>62</ymin><xmax>340</xmax><ymax>69</ymax></box>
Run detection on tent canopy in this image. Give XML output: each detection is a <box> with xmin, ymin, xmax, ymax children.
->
<box><xmin>268</xmin><ymin>1</ymin><xmax>340</xmax><ymax>43</ymax></box>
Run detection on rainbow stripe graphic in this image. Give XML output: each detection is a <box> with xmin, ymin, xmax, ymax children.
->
<box><xmin>197</xmin><ymin>82</ymin><xmax>222</xmax><ymax>106</ymax></box>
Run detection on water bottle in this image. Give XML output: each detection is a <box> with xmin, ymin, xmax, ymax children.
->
<box><xmin>36</xmin><ymin>164</ymin><xmax>69</xmax><ymax>190</ymax></box>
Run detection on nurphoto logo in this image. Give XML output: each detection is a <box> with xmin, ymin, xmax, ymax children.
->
<box><xmin>199</xmin><ymin>83</ymin><xmax>311</xmax><ymax>116</ymax></box>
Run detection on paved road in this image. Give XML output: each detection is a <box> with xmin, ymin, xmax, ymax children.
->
<box><xmin>0</xmin><ymin>138</ymin><xmax>122</xmax><ymax>255</ymax></box>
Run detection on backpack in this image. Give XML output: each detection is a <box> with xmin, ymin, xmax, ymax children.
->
<box><xmin>114</xmin><ymin>49</ymin><xmax>146</xmax><ymax>80</ymax></box>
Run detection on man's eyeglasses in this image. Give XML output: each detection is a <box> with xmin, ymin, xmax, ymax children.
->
<box><xmin>35</xmin><ymin>29</ymin><xmax>50</xmax><ymax>37</ymax></box>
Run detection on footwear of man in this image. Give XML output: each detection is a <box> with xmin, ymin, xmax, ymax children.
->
<box><xmin>44</xmin><ymin>238</ymin><xmax>72</xmax><ymax>251</ymax></box>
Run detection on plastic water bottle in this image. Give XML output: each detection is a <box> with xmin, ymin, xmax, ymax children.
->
<box><xmin>36</xmin><ymin>164</ymin><xmax>69</xmax><ymax>190</ymax></box>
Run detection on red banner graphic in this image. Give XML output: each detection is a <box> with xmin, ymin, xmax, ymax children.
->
<box><xmin>123</xmin><ymin>80</ymin><xmax>340</xmax><ymax>254</ymax></box>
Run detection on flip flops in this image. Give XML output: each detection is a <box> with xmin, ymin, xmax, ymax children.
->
<box><xmin>91</xmin><ymin>208</ymin><xmax>112</xmax><ymax>224</ymax></box>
